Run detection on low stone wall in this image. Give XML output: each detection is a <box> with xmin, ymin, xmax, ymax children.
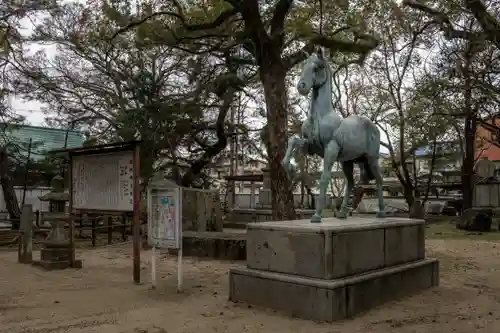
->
<box><xmin>167</xmin><ymin>231</ymin><xmax>246</xmax><ymax>260</ymax></box>
<box><xmin>354</xmin><ymin>199</ymin><xmax>448</xmax><ymax>215</ymax></box>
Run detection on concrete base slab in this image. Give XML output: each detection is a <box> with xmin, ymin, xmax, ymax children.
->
<box><xmin>229</xmin><ymin>258</ymin><xmax>439</xmax><ymax>322</ymax></box>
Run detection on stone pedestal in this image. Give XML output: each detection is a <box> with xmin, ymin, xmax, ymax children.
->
<box><xmin>35</xmin><ymin>218</ymin><xmax>82</xmax><ymax>270</ymax></box>
<box><xmin>39</xmin><ymin>220</ymin><xmax>71</xmax><ymax>270</ymax></box>
<box><xmin>229</xmin><ymin>217</ymin><xmax>439</xmax><ymax>321</ymax></box>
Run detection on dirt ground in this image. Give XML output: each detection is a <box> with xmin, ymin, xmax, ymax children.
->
<box><xmin>1</xmin><ymin>236</ymin><xmax>500</xmax><ymax>333</ymax></box>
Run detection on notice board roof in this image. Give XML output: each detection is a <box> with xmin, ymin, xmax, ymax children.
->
<box><xmin>49</xmin><ymin>140</ymin><xmax>142</xmax><ymax>156</ymax></box>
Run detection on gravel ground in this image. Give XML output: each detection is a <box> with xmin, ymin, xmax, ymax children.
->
<box><xmin>1</xmin><ymin>238</ymin><xmax>500</xmax><ymax>333</ymax></box>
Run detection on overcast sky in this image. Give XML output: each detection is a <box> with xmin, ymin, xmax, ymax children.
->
<box><xmin>9</xmin><ymin>1</ymin><xmax>393</xmax><ymax>156</ymax></box>
<box><xmin>9</xmin><ymin>98</ymin><xmax>45</xmax><ymax>125</ymax></box>
<box><xmin>9</xmin><ymin>9</ymin><xmax>54</xmax><ymax>126</ymax></box>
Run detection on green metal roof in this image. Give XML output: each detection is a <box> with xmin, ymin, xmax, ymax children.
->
<box><xmin>1</xmin><ymin>124</ymin><xmax>85</xmax><ymax>161</ymax></box>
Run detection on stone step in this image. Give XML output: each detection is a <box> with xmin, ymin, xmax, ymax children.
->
<box><xmin>246</xmin><ymin>217</ymin><xmax>425</xmax><ymax>279</ymax></box>
<box><xmin>229</xmin><ymin>258</ymin><xmax>439</xmax><ymax>322</ymax></box>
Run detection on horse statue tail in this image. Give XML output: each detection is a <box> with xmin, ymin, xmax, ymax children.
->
<box><xmin>358</xmin><ymin>116</ymin><xmax>380</xmax><ymax>148</ymax></box>
<box><xmin>359</xmin><ymin>117</ymin><xmax>381</xmax><ymax>182</ymax></box>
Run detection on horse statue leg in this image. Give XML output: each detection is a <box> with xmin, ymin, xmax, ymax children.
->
<box><xmin>367</xmin><ymin>157</ymin><xmax>386</xmax><ymax>218</ymax></box>
<box><xmin>351</xmin><ymin>181</ymin><xmax>367</xmax><ymax>211</ymax></box>
<box><xmin>335</xmin><ymin>161</ymin><xmax>355</xmax><ymax>219</ymax></box>
<box><xmin>281</xmin><ymin>134</ymin><xmax>306</xmax><ymax>180</ymax></box>
<box><xmin>311</xmin><ymin>140</ymin><xmax>340</xmax><ymax>223</ymax></box>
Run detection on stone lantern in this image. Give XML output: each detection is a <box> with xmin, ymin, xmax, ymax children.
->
<box><xmin>36</xmin><ymin>175</ymin><xmax>73</xmax><ymax>270</ymax></box>
<box><xmin>38</xmin><ymin>175</ymin><xmax>69</xmax><ymax>213</ymax></box>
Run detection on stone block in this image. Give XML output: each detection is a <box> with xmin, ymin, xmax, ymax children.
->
<box><xmin>37</xmin><ymin>260</ymin><xmax>70</xmax><ymax>270</ymax></box>
<box><xmin>247</xmin><ymin>228</ymin><xmax>327</xmax><ymax>279</ymax></box>
<box><xmin>384</xmin><ymin>224</ymin><xmax>425</xmax><ymax>266</ymax></box>
<box><xmin>40</xmin><ymin>247</ymin><xmax>71</xmax><ymax>262</ymax></box>
<box><xmin>71</xmin><ymin>259</ymin><xmax>83</xmax><ymax>269</ymax></box>
<box><xmin>246</xmin><ymin>217</ymin><xmax>425</xmax><ymax>279</ymax></box>
<box><xmin>331</xmin><ymin>229</ymin><xmax>386</xmax><ymax>277</ymax></box>
<box><xmin>229</xmin><ymin>258</ymin><xmax>439</xmax><ymax>322</ymax></box>
<box><xmin>32</xmin><ymin>258</ymin><xmax>82</xmax><ymax>270</ymax></box>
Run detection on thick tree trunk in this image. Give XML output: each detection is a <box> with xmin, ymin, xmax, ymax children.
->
<box><xmin>403</xmin><ymin>184</ymin><xmax>416</xmax><ymax>212</ymax></box>
<box><xmin>462</xmin><ymin>115</ymin><xmax>476</xmax><ymax>212</ymax></box>
<box><xmin>0</xmin><ymin>149</ymin><xmax>21</xmax><ymax>228</ymax></box>
<box><xmin>260</xmin><ymin>65</ymin><xmax>296</xmax><ymax>220</ymax></box>
<box><xmin>462</xmin><ymin>44</ymin><xmax>475</xmax><ymax>213</ymax></box>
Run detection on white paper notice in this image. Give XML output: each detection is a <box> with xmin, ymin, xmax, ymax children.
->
<box><xmin>72</xmin><ymin>150</ymin><xmax>134</xmax><ymax>211</ymax></box>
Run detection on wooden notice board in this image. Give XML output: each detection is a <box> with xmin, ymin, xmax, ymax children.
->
<box><xmin>71</xmin><ymin>150</ymin><xmax>134</xmax><ymax>212</ymax></box>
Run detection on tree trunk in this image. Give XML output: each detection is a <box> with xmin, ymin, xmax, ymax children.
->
<box><xmin>462</xmin><ymin>42</ymin><xmax>476</xmax><ymax>213</ymax></box>
<box><xmin>462</xmin><ymin>115</ymin><xmax>476</xmax><ymax>212</ymax></box>
<box><xmin>403</xmin><ymin>184</ymin><xmax>416</xmax><ymax>214</ymax></box>
<box><xmin>260</xmin><ymin>65</ymin><xmax>296</xmax><ymax>220</ymax></box>
<box><xmin>300</xmin><ymin>181</ymin><xmax>305</xmax><ymax>207</ymax></box>
<box><xmin>0</xmin><ymin>149</ymin><xmax>21</xmax><ymax>228</ymax></box>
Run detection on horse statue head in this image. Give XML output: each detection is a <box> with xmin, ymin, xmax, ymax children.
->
<box><xmin>297</xmin><ymin>47</ymin><xmax>330</xmax><ymax>96</ymax></box>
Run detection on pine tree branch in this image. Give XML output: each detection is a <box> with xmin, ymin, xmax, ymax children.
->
<box><xmin>283</xmin><ymin>32</ymin><xmax>379</xmax><ymax>69</ymax></box>
<box><xmin>464</xmin><ymin>0</ymin><xmax>500</xmax><ymax>43</ymax></box>
<box><xmin>111</xmin><ymin>7</ymin><xmax>239</xmax><ymax>40</ymax></box>
<box><xmin>270</xmin><ymin>0</ymin><xmax>294</xmax><ymax>42</ymax></box>
<box><xmin>403</xmin><ymin>0</ymin><xmax>500</xmax><ymax>49</ymax></box>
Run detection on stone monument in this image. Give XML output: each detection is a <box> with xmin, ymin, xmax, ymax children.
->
<box><xmin>457</xmin><ymin>157</ymin><xmax>498</xmax><ymax>231</ymax></box>
<box><xmin>229</xmin><ymin>217</ymin><xmax>439</xmax><ymax>321</ymax></box>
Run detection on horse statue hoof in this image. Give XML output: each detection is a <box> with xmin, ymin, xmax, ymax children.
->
<box><xmin>376</xmin><ymin>211</ymin><xmax>386</xmax><ymax>218</ymax></box>
<box><xmin>310</xmin><ymin>214</ymin><xmax>322</xmax><ymax>223</ymax></box>
<box><xmin>334</xmin><ymin>209</ymin><xmax>348</xmax><ymax>219</ymax></box>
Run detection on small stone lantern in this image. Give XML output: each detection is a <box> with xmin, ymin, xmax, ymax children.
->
<box><xmin>36</xmin><ymin>175</ymin><xmax>73</xmax><ymax>270</ymax></box>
